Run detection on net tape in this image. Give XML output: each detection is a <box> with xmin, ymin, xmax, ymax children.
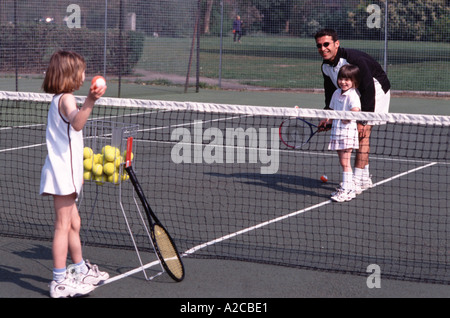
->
<box><xmin>1</xmin><ymin>91</ymin><xmax>449</xmax><ymax>126</ymax></box>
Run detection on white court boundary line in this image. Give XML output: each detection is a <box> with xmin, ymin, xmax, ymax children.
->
<box><xmin>102</xmin><ymin>161</ymin><xmax>438</xmax><ymax>285</ymax></box>
<box><xmin>0</xmin><ymin>112</ymin><xmax>249</xmax><ymax>153</ymax></box>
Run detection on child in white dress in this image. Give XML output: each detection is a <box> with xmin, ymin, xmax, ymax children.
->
<box><xmin>40</xmin><ymin>51</ymin><xmax>108</xmax><ymax>297</ymax></box>
<box><xmin>322</xmin><ymin>64</ymin><xmax>361</xmax><ymax>202</ymax></box>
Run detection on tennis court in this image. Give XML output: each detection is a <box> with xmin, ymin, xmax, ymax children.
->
<box><xmin>2</xmin><ymin>236</ymin><xmax>450</xmax><ymax>300</ymax></box>
<box><xmin>1</xmin><ymin>0</ymin><xmax>449</xmax><ymax>303</ymax></box>
<box><xmin>0</xmin><ymin>89</ymin><xmax>448</xmax><ymax>301</ymax></box>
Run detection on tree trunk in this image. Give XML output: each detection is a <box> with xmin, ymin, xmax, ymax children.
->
<box><xmin>203</xmin><ymin>0</ymin><xmax>214</xmax><ymax>34</ymax></box>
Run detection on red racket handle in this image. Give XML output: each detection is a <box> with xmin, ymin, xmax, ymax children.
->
<box><xmin>126</xmin><ymin>137</ymin><xmax>133</xmax><ymax>167</ymax></box>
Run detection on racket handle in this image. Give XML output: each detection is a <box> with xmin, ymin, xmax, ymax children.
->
<box><xmin>126</xmin><ymin>137</ymin><xmax>133</xmax><ymax>167</ymax></box>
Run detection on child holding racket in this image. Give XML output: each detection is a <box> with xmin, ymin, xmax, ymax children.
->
<box><xmin>322</xmin><ymin>64</ymin><xmax>361</xmax><ymax>202</ymax></box>
<box><xmin>40</xmin><ymin>51</ymin><xmax>109</xmax><ymax>298</ymax></box>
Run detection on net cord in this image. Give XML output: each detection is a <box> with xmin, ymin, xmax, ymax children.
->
<box><xmin>1</xmin><ymin>90</ymin><xmax>448</xmax><ymax>126</ymax></box>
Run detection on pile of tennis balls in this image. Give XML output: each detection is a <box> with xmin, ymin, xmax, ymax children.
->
<box><xmin>83</xmin><ymin>145</ymin><xmax>132</xmax><ymax>185</ymax></box>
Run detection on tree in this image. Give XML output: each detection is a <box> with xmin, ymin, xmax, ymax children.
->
<box><xmin>347</xmin><ymin>0</ymin><xmax>450</xmax><ymax>41</ymax></box>
<box><xmin>203</xmin><ymin>0</ymin><xmax>214</xmax><ymax>34</ymax></box>
<box><xmin>250</xmin><ymin>0</ymin><xmax>291</xmax><ymax>33</ymax></box>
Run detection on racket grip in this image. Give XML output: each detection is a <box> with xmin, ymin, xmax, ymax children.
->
<box><xmin>126</xmin><ymin>137</ymin><xmax>133</xmax><ymax>167</ymax></box>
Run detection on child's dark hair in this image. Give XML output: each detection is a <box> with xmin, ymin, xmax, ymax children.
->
<box><xmin>338</xmin><ymin>64</ymin><xmax>361</xmax><ymax>88</ymax></box>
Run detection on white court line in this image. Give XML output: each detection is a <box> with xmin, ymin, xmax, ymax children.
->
<box><xmin>0</xmin><ymin>123</ymin><xmax>45</xmax><ymax>131</ymax></box>
<box><xmin>0</xmin><ymin>112</ymin><xmax>248</xmax><ymax>153</ymax></box>
<box><xmin>136</xmin><ymin>138</ymin><xmax>447</xmax><ymax>165</ymax></box>
<box><xmin>102</xmin><ymin>160</ymin><xmax>438</xmax><ymax>285</ymax></box>
<box><xmin>134</xmin><ymin>113</ymin><xmax>253</xmax><ymax>135</ymax></box>
<box><xmin>0</xmin><ymin>143</ymin><xmax>46</xmax><ymax>153</ymax></box>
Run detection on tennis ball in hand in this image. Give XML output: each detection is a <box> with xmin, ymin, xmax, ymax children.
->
<box><xmin>92</xmin><ymin>75</ymin><xmax>106</xmax><ymax>89</ymax></box>
<box><xmin>83</xmin><ymin>147</ymin><xmax>93</xmax><ymax>159</ymax></box>
<box><xmin>103</xmin><ymin>162</ymin><xmax>115</xmax><ymax>176</ymax></box>
<box><xmin>92</xmin><ymin>163</ymin><xmax>103</xmax><ymax>176</ymax></box>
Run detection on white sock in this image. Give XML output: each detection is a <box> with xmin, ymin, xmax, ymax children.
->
<box><xmin>74</xmin><ymin>260</ymin><xmax>89</xmax><ymax>275</ymax></box>
<box><xmin>53</xmin><ymin>267</ymin><xmax>66</xmax><ymax>282</ymax></box>
<box><xmin>354</xmin><ymin>168</ymin><xmax>364</xmax><ymax>181</ymax></box>
<box><xmin>364</xmin><ymin>165</ymin><xmax>370</xmax><ymax>178</ymax></box>
<box><xmin>342</xmin><ymin>171</ymin><xmax>353</xmax><ymax>190</ymax></box>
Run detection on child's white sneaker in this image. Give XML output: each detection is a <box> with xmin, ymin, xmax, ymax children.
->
<box><xmin>354</xmin><ymin>176</ymin><xmax>373</xmax><ymax>194</ymax></box>
<box><xmin>331</xmin><ymin>188</ymin><xmax>356</xmax><ymax>202</ymax></box>
<box><xmin>79</xmin><ymin>260</ymin><xmax>109</xmax><ymax>286</ymax></box>
<box><xmin>49</xmin><ymin>275</ymin><xmax>95</xmax><ymax>298</ymax></box>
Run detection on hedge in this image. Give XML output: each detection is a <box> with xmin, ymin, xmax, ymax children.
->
<box><xmin>0</xmin><ymin>23</ymin><xmax>144</xmax><ymax>76</ymax></box>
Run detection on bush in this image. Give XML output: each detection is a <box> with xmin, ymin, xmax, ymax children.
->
<box><xmin>0</xmin><ymin>24</ymin><xmax>144</xmax><ymax>75</ymax></box>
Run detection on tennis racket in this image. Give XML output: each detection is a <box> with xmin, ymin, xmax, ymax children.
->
<box><xmin>279</xmin><ymin>118</ymin><xmax>331</xmax><ymax>149</ymax></box>
<box><xmin>124</xmin><ymin>137</ymin><xmax>185</xmax><ymax>282</ymax></box>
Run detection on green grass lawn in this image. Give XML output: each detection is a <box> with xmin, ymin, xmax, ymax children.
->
<box><xmin>2</xmin><ymin>34</ymin><xmax>449</xmax><ymax>95</ymax></box>
<box><xmin>136</xmin><ymin>35</ymin><xmax>450</xmax><ymax>92</ymax></box>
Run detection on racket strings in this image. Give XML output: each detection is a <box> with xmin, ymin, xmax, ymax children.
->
<box><xmin>281</xmin><ymin>120</ymin><xmax>311</xmax><ymax>146</ymax></box>
<box><xmin>154</xmin><ymin>224</ymin><xmax>184</xmax><ymax>280</ymax></box>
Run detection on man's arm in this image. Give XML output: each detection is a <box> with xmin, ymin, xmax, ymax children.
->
<box><xmin>323</xmin><ymin>68</ymin><xmax>336</xmax><ymax>110</ymax></box>
<box><xmin>345</xmin><ymin>49</ymin><xmax>378</xmax><ymax>112</ymax></box>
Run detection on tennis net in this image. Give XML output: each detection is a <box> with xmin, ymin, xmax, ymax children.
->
<box><xmin>0</xmin><ymin>90</ymin><xmax>449</xmax><ymax>284</ymax></box>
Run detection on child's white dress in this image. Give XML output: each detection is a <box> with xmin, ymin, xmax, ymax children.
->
<box><xmin>40</xmin><ymin>94</ymin><xmax>83</xmax><ymax>198</ymax></box>
<box><xmin>328</xmin><ymin>88</ymin><xmax>361</xmax><ymax>150</ymax></box>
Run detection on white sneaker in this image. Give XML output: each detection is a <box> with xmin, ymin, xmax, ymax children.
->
<box><xmin>49</xmin><ymin>275</ymin><xmax>95</xmax><ymax>298</ymax></box>
<box><xmin>79</xmin><ymin>260</ymin><xmax>109</xmax><ymax>286</ymax></box>
<box><xmin>353</xmin><ymin>181</ymin><xmax>362</xmax><ymax>195</ymax></box>
<box><xmin>331</xmin><ymin>183</ymin><xmax>344</xmax><ymax>197</ymax></box>
<box><xmin>331</xmin><ymin>188</ymin><xmax>356</xmax><ymax>202</ymax></box>
<box><xmin>354</xmin><ymin>176</ymin><xmax>373</xmax><ymax>194</ymax></box>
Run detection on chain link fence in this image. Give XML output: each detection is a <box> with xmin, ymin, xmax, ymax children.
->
<box><xmin>1</xmin><ymin>0</ymin><xmax>449</xmax><ymax>95</ymax></box>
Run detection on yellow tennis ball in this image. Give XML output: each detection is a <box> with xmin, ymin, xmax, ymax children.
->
<box><xmin>83</xmin><ymin>158</ymin><xmax>93</xmax><ymax>171</ymax></box>
<box><xmin>104</xmin><ymin>147</ymin><xmax>117</xmax><ymax>162</ymax></box>
<box><xmin>93</xmin><ymin>174</ymin><xmax>106</xmax><ymax>185</ymax></box>
<box><xmin>121</xmin><ymin>172</ymin><xmax>130</xmax><ymax>181</ymax></box>
<box><xmin>122</xmin><ymin>150</ymin><xmax>134</xmax><ymax>161</ymax></box>
<box><xmin>92</xmin><ymin>163</ymin><xmax>103</xmax><ymax>176</ymax></box>
<box><xmin>103</xmin><ymin>162</ymin><xmax>115</xmax><ymax>176</ymax></box>
<box><xmin>108</xmin><ymin>172</ymin><xmax>120</xmax><ymax>184</ymax></box>
<box><xmin>101</xmin><ymin>145</ymin><xmax>111</xmax><ymax>155</ymax></box>
<box><xmin>93</xmin><ymin>153</ymin><xmax>103</xmax><ymax>164</ymax></box>
<box><xmin>114</xmin><ymin>156</ymin><xmax>123</xmax><ymax>168</ymax></box>
<box><xmin>83</xmin><ymin>147</ymin><xmax>93</xmax><ymax>159</ymax></box>
<box><xmin>83</xmin><ymin>170</ymin><xmax>92</xmax><ymax>180</ymax></box>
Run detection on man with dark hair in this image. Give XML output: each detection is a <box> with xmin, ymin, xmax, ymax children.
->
<box><xmin>315</xmin><ymin>28</ymin><xmax>391</xmax><ymax>194</ymax></box>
